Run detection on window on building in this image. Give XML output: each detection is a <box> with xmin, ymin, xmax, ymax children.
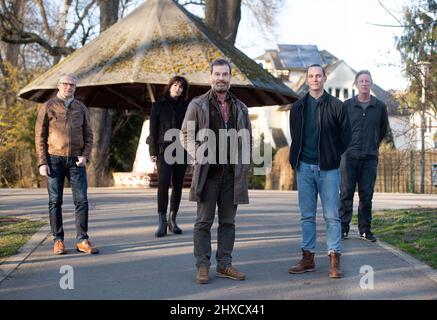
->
<box><xmin>328</xmin><ymin>88</ymin><xmax>332</xmax><ymax>95</ymax></box>
<box><xmin>343</xmin><ymin>88</ymin><xmax>349</xmax><ymax>99</ymax></box>
<box><xmin>274</xmin><ymin>69</ymin><xmax>289</xmax><ymax>81</ymax></box>
<box><xmin>352</xmin><ymin>89</ymin><xmax>356</xmax><ymax>97</ymax></box>
<box><xmin>335</xmin><ymin>88</ymin><xmax>340</xmax><ymax>98</ymax></box>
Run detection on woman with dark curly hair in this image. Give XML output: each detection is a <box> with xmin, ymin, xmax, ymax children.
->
<box><xmin>147</xmin><ymin>76</ymin><xmax>189</xmax><ymax>237</ymax></box>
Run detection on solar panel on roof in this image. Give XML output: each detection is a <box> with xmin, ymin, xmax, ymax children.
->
<box><xmin>277</xmin><ymin>44</ymin><xmax>323</xmax><ymax>68</ymax></box>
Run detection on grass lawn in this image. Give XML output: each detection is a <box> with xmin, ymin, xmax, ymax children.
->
<box><xmin>0</xmin><ymin>216</ymin><xmax>46</xmax><ymax>260</ymax></box>
<box><xmin>354</xmin><ymin>208</ymin><xmax>437</xmax><ymax>270</ymax></box>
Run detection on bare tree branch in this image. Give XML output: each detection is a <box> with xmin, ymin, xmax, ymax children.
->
<box><xmin>0</xmin><ymin>0</ymin><xmax>94</xmax><ymax>58</ymax></box>
<box><xmin>66</xmin><ymin>0</ymin><xmax>97</xmax><ymax>43</ymax></box>
<box><xmin>1</xmin><ymin>31</ymin><xmax>74</xmax><ymax>56</ymax></box>
<box><xmin>35</xmin><ymin>0</ymin><xmax>52</xmax><ymax>38</ymax></box>
<box><xmin>377</xmin><ymin>0</ymin><xmax>404</xmax><ymax>26</ymax></box>
<box><xmin>111</xmin><ymin>110</ymin><xmax>134</xmax><ymax>138</ymax></box>
<box><xmin>79</xmin><ymin>21</ymin><xmax>95</xmax><ymax>46</ymax></box>
<box><xmin>366</xmin><ymin>21</ymin><xmax>435</xmax><ymax>28</ymax></box>
<box><xmin>119</xmin><ymin>0</ymin><xmax>132</xmax><ymax>18</ymax></box>
<box><xmin>243</xmin><ymin>0</ymin><xmax>282</xmax><ymax>31</ymax></box>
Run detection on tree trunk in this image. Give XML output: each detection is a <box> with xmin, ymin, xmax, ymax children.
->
<box><xmin>3</xmin><ymin>0</ymin><xmax>26</xmax><ymax>66</ymax></box>
<box><xmin>205</xmin><ymin>0</ymin><xmax>241</xmax><ymax>45</ymax></box>
<box><xmin>0</xmin><ymin>0</ymin><xmax>26</xmax><ymax>106</ymax></box>
<box><xmin>52</xmin><ymin>0</ymin><xmax>73</xmax><ymax>65</ymax></box>
<box><xmin>1</xmin><ymin>1</ymin><xmax>27</xmax><ymax>67</ymax></box>
<box><xmin>87</xmin><ymin>0</ymin><xmax>119</xmax><ymax>187</ymax></box>
<box><xmin>98</xmin><ymin>0</ymin><xmax>119</xmax><ymax>30</ymax></box>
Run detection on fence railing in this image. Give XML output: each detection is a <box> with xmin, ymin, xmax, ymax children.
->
<box><xmin>375</xmin><ymin>150</ymin><xmax>437</xmax><ymax>194</ymax></box>
<box><xmin>269</xmin><ymin>148</ymin><xmax>437</xmax><ymax>194</ymax></box>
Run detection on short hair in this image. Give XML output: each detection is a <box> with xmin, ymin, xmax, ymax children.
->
<box><xmin>163</xmin><ymin>75</ymin><xmax>189</xmax><ymax>101</ymax></box>
<box><xmin>354</xmin><ymin>70</ymin><xmax>373</xmax><ymax>84</ymax></box>
<box><xmin>210</xmin><ymin>58</ymin><xmax>232</xmax><ymax>74</ymax></box>
<box><xmin>58</xmin><ymin>74</ymin><xmax>78</xmax><ymax>84</ymax></box>
<box><xmin>306</xmin><ymin>64</ymin><xmax>326</xmax><ymax>76</ymax></box>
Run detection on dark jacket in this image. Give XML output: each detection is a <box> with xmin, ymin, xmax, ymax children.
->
<box><xmin>289</xmin><ymin>91</ymin><xmax>351</xmax><ymax>170</ymax></box>
<box><xmin>180</xmin><ymin>89</ymin><xmax>252</xmax><ymax>204</ymax></box>
<box><xmin>35</xmin><ymin>96</ymin><xmax>93</xmax><ymax>167</ymax></box>
<box><xmin>147</xmin><ymin>95</ymin><xmax>188</xmax><ymax>157</ymax></box>
<box><xmin>343</xmin><ymin>95</ymin><xmax>389</xmax><ymax>159</ymax></box>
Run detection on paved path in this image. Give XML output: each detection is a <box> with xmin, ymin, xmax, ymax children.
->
<box><xmin>0</xmin><ymin>189</ymin><xmax>436</xmax><ymax>299</ymax></box>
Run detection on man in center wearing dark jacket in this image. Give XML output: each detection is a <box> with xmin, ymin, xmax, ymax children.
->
<box><xmin>181</xmin><ymin>58</ymin><xmax>252</xmax><ymax>284</ymax></box>
<box><xmin>288</xmin><ymin>64</ymin><xmax>351</xmax><ymax>278</ymax></box>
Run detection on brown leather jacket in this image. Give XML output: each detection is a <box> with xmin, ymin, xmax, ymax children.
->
<box><xmin>35</xmin><ymin>96</ymin><xmax>93</xmax><ymax>166</ymax></box>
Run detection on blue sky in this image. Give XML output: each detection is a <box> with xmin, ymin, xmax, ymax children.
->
<box><xmin>234</xmin><ymin>0</ymin><xmax>409</xmax><ymax>91</ymax></box>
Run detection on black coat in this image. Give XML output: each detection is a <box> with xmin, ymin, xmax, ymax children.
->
<box><xmin>289</xmin><ymin>91</ymin><xmax>351</xmax><ymax>170</ymax></box>
<box><xmin>147</xmin><ymin>96</ymin><xmax>188</xmax><ymax>157</ymax></box>
<box><xmin>343</xmin><ymin>95</ymin><xmax>389</xmax><ymax>159</ymax></box>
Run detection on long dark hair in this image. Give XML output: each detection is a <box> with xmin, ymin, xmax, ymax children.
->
<box><xmin>162</xmin><ymin>76</ymin><xmax>189</xmax><ymax>101</ymax></box>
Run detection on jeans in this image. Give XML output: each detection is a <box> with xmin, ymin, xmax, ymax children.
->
<box><xmin>339</xmin><ymin>156</ymin><xmax>378</xmax><ymax>234</ymax></box>
<box><xmin>296</xmin><ymin>161</ymin><xmax>341</xmax><ymax>254</ymax></box>
<box><xmin>47</xmin><ymin>155</ymin><xmax>89</xmax><ymax>242</ymax></box>
<box><xmin>156</xmin><ymin>154</ymin><xmax>187</xmax><ymax>214</ymax></box>
<box><xmin>193</xmin><ymin>170</ymin><xmax>237</xmax><ymax>270</ymax></box>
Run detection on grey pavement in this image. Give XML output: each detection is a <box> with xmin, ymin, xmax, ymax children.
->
<box><xmin>0</xmin><ymin>188</ymin><xmax>436</xmax><ymax>300</ymax></box>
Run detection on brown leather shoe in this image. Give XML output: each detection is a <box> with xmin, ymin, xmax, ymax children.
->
<box><xmin>196</xmin><ymin>266</ymin><xmax>209</xmax><ymax>284</ymax></box>
<box><xmin>76</xmin><ymin>240</ymin><xmax>99</xmax><ymax>254</ymax></box>
<box><xmin>53</xmin><ymin>240</ymin><xmax>66</xmax><ymax>255</ymax></box>
<box><xmin>329</xmin><ymin>252</ymin><xmax>342</xmax><ymax>278</ymax></box>
<box><xmin>216</xmin><ymin>266</ymin><xmax>246</xmax><ymax>281</ymax></box>
<box><xmin>289</xmin><ymin>250</ymin><xmax>315</xmax><ymax>273</ymax></box>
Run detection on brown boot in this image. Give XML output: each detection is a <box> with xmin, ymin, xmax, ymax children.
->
<box><xmin>196</xmin><ymin>266</ymin><xmax>209</xmax><ymax>284</ymax></box>
<box><xmin>329</xmin><ymin>252</ymin><xmax>342</xmax><ymax>278</ymax></box>
<box><xmin>288</xmin><ymin>250</ymin><xmax>315</xmax><ymax>274</ymax></box>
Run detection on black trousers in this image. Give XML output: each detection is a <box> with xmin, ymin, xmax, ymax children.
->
<box><xmin>156</xmin><ymin>154</ymin><xmax>187</xmax><ymax>214</ymax></box>
<box><xmin>339</xmin><ymin>156</ymin><xmax>378</xmax><ymax>234</ymax></box>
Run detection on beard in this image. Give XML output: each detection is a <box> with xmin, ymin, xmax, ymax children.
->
<box><xmin>212</xmin><ymin>82</ymin><xmax>230</xmax><ymax>93</ymax></box>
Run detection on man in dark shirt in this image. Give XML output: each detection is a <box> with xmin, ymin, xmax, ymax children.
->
<box><xmin>288</xmin><ymin>64</ymin><xmax>351</xmax><ymax>279</ymax></box>
<box><xmin>301</xmin><ymin>94</ymin><xmax>319</xmax><ymax>164</ymax></box>
<box><xmin>339</xmin><ymin>70</ymin><xmax>389</xmax><ymax>242</ymax></box>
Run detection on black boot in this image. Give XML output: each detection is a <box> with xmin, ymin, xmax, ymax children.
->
<box><xmin>155</xmin><ymin>212</ymin><xmax>167</xmax><ymax>237</ymax></box>
<box><xmin>168</xmin><ymin>211</ymin><xmax>183</xmax><ymax>234</ymax></box>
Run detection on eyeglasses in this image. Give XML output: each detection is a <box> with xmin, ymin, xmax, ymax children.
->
<box><xmin>60</xmin><ymin>82</ymin><xmax>76</xmax><ymax>87</ymax></box>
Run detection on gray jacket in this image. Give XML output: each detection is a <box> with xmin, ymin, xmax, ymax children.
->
<box><xmin>180</xmin><ymin>89</ymin><xmax>252</xmax><ymax>204</ymax></box>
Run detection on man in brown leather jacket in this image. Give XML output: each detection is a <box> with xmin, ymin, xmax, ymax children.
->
<box><xmin>35</xmin><ymin>74</ymin><xmax>98</xmax><ymax>255</ymax></box>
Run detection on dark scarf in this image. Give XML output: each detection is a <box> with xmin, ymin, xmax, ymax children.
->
<box><xmin>164</xmin><ymin>94</ymin><xmax>186</xmax><ymax>130</ymax></box>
